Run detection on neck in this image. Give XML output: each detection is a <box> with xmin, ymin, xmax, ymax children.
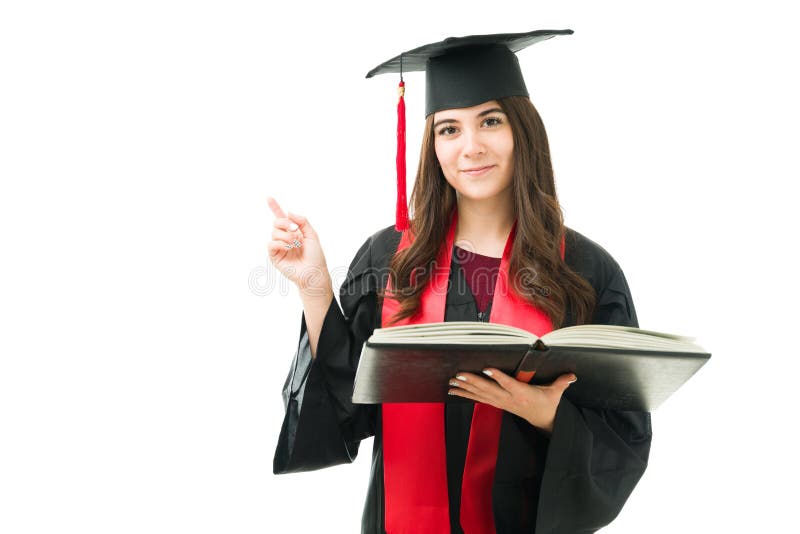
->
<box><xmin>454</xmin><ymin>193</ymin><xmax>515</xmax><ymax>258</ymax></box>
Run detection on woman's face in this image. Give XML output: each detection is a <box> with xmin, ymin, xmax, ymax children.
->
<box><xmin>433</xmin><ymin>100</ymin><xmax>514</xmax><ymax>203</ymax></box>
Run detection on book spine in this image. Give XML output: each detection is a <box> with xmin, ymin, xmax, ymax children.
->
<box><xmin>515</xmin><ymin>346</ymin><xmax>541</xmax><ymax>375</ymax></box>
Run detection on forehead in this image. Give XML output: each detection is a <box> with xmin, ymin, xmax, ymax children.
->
<box><xmin>433</xmin><ymin>100</ymin><xmax>503</xmax><ymax>121</ymax></box>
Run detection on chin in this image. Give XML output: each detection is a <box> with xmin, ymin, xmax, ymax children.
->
<box><xmin>457</xmin><ymin>194</ymin><xmax>504</xmax><ymax>204</ymax></box>
<box><xmin>455</xmin><ymin>186</ymin><xmax>511</xmax><ymax>203</ymax></box>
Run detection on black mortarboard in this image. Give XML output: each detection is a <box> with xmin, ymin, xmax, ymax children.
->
<box><xmin>366</xmin><ymin>29</ymin><xmax>573</xmax><ymax>231</ymax></box>
<box><xmin>367</xmin><ymin>29</ymin><xmax>573</xmax><ymax>116</ymax></box>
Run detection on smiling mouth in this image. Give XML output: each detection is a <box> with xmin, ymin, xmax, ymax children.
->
<box><xmin>461</xmin><ymin>165</ymin><xmax>495</xmax><ymax>176</ymax></box>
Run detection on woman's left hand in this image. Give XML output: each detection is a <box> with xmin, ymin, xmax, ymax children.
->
<box><xmin>448</xmin><ymin>369</ymin><xmax>577</xmax><ymax>434</ymax></box>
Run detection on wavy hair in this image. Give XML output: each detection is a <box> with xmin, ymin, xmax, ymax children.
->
<box><xmin>378</xmin><ymin>96</ymin><xmax>596</xmax><ymax>327</ymax></box>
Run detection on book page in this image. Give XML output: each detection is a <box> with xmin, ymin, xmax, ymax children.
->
<box><xmin>542</xmin><ymin>325</ymin><xmax>706</xmax><ymax>353</ymax></box>
<box><xmin>368</xmin><ymin>321</ymin><xmax>539</xmax><ymax>345</ymax></box>
<box><xmin>367</xmin><ymin>322</ymin><xmax>706</xmax><ymax>353</ymax></box>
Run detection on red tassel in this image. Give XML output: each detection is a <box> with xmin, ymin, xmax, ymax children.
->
<box><xmin>395</xmin><ymin>80</ymin><xmax>409</xmax><ymax>231</ymax></box>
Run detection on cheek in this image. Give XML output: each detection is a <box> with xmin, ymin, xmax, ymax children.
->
<box><xmin>434</xmin><ymin>139</ymin><xmax>445</xmax><ymax>162</ymax></box>
<box><xmin>501</xmin><ymin>133</ymin><xmax>514</xmax><ymax>162</ymax></box>
<box><xmin>434</xmin><ymin>141</ymin><xmax>455</xmax><ymax>174</ymax></box>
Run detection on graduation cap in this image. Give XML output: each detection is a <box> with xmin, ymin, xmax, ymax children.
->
<box><xmin>366</xmin><ymin>29</ymin><xmax>573</xmax><ymax>231</ymax></box>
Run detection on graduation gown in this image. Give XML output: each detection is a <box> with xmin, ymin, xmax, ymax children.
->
<box><xmin>273</xmin><ymin>224</ymin><xmax>652</xmax><ymax>534</ymax></box>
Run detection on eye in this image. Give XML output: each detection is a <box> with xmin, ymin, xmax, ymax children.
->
<box><xmin>482</xmin><ymin>116</ymin><xmax>504</xmax><ymax>127</ymax></box>
<box><xmin>437</xmin><ymin>125</ymin><xmax>458</xmax><ymax>136</ymax></box>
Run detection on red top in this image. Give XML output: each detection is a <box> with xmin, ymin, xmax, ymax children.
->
<box><xmin>454</xmin><ymin>245</ymin><xmax>501</xmax><ymax>313</ymax></box>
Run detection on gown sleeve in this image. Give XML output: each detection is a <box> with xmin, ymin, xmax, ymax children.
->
<box><xmin>273</xmin><ymin>233</ymin><xmax>383</xmax><ymax>474</ymax></box>
<box><xmin>536</xmin><ymin>238</ymin><xmax>653</xmax><ymax>533</ymax></box>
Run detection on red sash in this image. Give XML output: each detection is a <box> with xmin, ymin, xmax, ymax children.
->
<box><xmin>381</xmin><ymin>210</ymin><xmax>558</xmax><ymax>533</ymax></box>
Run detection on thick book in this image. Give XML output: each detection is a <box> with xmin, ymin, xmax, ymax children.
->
<box><xmin>352</xmin><ymin>322</ymin><xmax>710</xmax><ymax>411</ymax></box>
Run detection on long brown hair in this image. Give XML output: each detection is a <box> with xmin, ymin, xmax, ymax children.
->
<box><xmin>378</xmin><ymin>96</ymin><xmax>596</xmax><ymax>327</ymax></box>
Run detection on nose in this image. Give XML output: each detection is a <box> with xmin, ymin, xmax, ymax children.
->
<box><xmin>462</xmin><ymin>128</ymin><xmax>486</xmax><ymax>158</ymax></box>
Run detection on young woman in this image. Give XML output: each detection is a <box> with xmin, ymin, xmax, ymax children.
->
<box><xmin>269</xmin><ymin>30</ymin><xmax>651</xmax><ymax>534</ymax></box>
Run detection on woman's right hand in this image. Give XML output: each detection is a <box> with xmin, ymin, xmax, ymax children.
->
<box><xmin>267</xmin><ymin>197</ymin><xmax>332</xmax><ymax>297</ymax></box>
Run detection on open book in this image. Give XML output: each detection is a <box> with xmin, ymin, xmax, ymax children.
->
<box><xmin>352</xmin><ymin>322</ymin><xmax>710</xmax><ymax>411</ymax></box>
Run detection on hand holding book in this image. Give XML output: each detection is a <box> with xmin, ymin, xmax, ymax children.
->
<box><xmin>448</xmin><ymin>368</ymin><xmax>578</xmax><ymax>433</ymax></box>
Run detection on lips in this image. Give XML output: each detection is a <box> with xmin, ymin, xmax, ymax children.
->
<box><xmin>460</xmin><ymin>165</ymin><xmax>495</xmax><ymax>176</ymax></box>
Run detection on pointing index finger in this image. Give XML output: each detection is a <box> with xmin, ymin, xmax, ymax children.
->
<box><xmin>267</xmin><ymin>197</ymin><xmax>287</xmax><ymax>219</ymax></box>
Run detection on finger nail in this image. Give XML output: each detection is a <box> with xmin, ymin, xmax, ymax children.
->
<box><xmin>449</xmin><ymin>381</ymin><xmax>460</xmax><ymax>387</ymax></box>
<box><xmin>447</xmin><ymin>390</ymin><xmax>456</xmax><ymax>396</ymax></box>
<box><xmin>482</xmin><ymin>369</ymin><xmax>493</xmax><ymax>377</ymax></box>
<box><xmin>456</xmin><ymin>375</ymin><xmax>467</xmax><ymax>382</ymax></box>
<box><xmin>288</xmin><ymin>223</ymin><xmax>299</xmax><ymax>231</ymax></box>
<box><xmin>292</xmin><ymin>239</ymin><xmax>302</xmax><ymax>248</ymax></box>
<box><xmin>568</xmin><ymin>376</ymin><xmax>577</xmax><ymax>384</ymax></box>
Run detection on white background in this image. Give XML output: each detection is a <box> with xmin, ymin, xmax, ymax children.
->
<box><xmin>1</xmin><ymin>1</ymin><xmax>798</xmax><ymax>532</ymax></box>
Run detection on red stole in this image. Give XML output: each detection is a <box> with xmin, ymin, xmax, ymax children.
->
<box><xmin>381</xmin><ymin>210</ymin><xmax>558</xmax><ymax>533</ymax></box>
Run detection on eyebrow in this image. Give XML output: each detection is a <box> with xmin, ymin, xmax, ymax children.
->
<box><xmin>432</xmin><ymin>107</ymin><xmax>506</xmax><ymax>130</ymax></box>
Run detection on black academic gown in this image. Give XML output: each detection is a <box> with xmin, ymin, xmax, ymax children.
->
<box><xmin>274</xmin><ymin>225</ymin><xmax>652</xmax><ymax>534</ymax></box>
